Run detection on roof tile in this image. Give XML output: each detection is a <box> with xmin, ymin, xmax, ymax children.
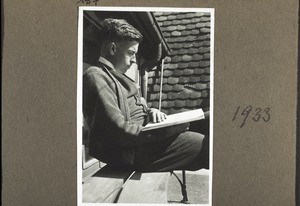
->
<box><xmin>167</xmin><ymin>37</ymin><xmax>179</xmax><ymax>43</ymax></box>
<box><xmin>173</xmin><ymin>84</ymin><xmax>184</xmax><ymax>92</ymax></box>
<box><xmin>150</xmin><ymin>93</ymin><xmax>160</xmax><ymax>100</ymax></box>
<box><xmin>171</xmin><ymin>43</ymin><xmax>182</xmax><ymax>49</ymax></box>
<box><xmin>161</xmin><ymin>93</ymin><xmax>167</xmax><ymax>100</ymax></box>
<box><xmin>167</xmin><ymin>77</ymin><xmax>179</xmax><ymax>85</ymax></box>
<box><xmin>203</xmin><ymin>41</ymin><xmax>210</xmax><ymax>46</ymax></box>
<box><xmin>178</xmin><ymin>62</ymin><xmax>189</xmax><ymax>69</ymax></box>
<box><xmin>183</xmin><ymin>69</ymin><xmax>194</xmax><ymax>76</ymax></box>
<box><xmin>190</xmin><ymin>76</ymin><xmax>201</xmax><ymax>83</ymax></box>
<box><xmin>186</xmin><ymin>24</ymin><xmax>196</xmax><ymax>29</ymax></box>
<box><xmin>190</xmin><ymin>92</ymin><xmax>202</xmax><ymax>99</ymax></box>
<box><xmin>162</xmin><ymin>12</ymin><xmax>172</xmax><ymax>15</ymax></box>
<box><xmin>177</xmin><ymin>25</ymin><xmax>186</xmax><ymax>31</ymax></box>
<box><xmin>203</xmin><ymin>53</ymin><xmax>210</xmax><ymax>59</ymax></box>
<box><xmin>172</xmin><ymin>50</ymin><xmax>179</xmax><ymax>55</ymax></box>
<box><xmin>153</xmin><ymin>84</ymin><xmax>161</xmax><ymax>92</ymax></box>
<box><xmin>204</xmin><ymin>67</ymin><xmax>210</xmax><ymax>74</ymax></box>
<box><xmin>187</xmin><ymin>36</ymin><xmax>196</xmax><ymax>41</ymax></box>
<box><xmin>176</xmin><ymin>14</ymin><xmax>186</xmax><ymax>19</ymax></box>
<box><xmin>167</xmin><ymin>15</ymin><xmax>177</xmax><ymax>20</ymax></box>
<box><xmin>167</xmin><ymin>25</ymin><xmax>177</xmax><ymax>31</ymax></box>
<box><xmin>201</xmin><ymin>90</ymin><xmax>209</xmax><ymax>97</ymax></box>
<box><xmin>193</xmin><ymin>54</ymin><xmax>203</xmax><ymax>60</ymax></box>
<box><xmin>157</xmin><ymin>16</ymin><xmax>168</xmax><ymax>21</ymax></box>
<box><xmin>178</xmin><ymin>91</ymin><xmax>190</xmax><ymax>99</ymax></box>
<box><xmin>186</xmin><ymin>100</ymin><xmax>198</xmax><ymax>108</ymax></box>
<box><xmin>162</xmin><ymin>84</ymin><xmax>173</xmax><ymax>92</ymax></box>
<box><xmin>160</xmin><ymin>101</ymin><xmax>168</xmax><ymax>108</ymax></box>
<box><xmin>148</xmin><ymin>71</ymin><xmax>156</xmax><ymax>77</ymax></box>
<box><xmin>181</xmin><ymin>30</ymin><xmax>192</xmax><ymax>36</ymax></box>
<box><xmin>164</xmin><ymin>70</ymin><xmax>173</xmax><ymax>77</ymax></box>
<box><xmin>195</xmin><ymin>22</ymin><xmax>208</xmax><ymax>28</ymax></box>
<box><xmin>185</xmin><ymin>83</ymin><xmax>207</xmax><ymax>90</ymax></box>
<box><xmin>181</xmin><ymin>19</ymin><xmax>191</xmax><ymax>24</ymax></box>
<box><xmin>199</xmin><ymin>17</ymin><xmax>211</xmax><ymax>22</ymax></box>
<box><xmin>167</xmin><ymin>63</ymin><xmax>179</xmax><ymax>69</ymax></box>
<box><xmin>168</xmin><ymin>92</ymin><xmax>179</xmax><ymax>100</ymax></box>
<box><xmin>147</xmin><ymin>102</ymin><xmax>153</xmax><ymax>108</ymax></box>
<box><xmin>179</xmin><ymin>77</ymin><xmax>190</xmax><ymax>84</ymax></box>
<box><xmin>163</xmin><ymin>21</ymin><xmax>172</xmax><ymax>26</ymax></box>
<box><xmin>171</xmin><ymin>31</ymin><xmax>181</xmax><ymax>36</ymax></box>
<box><xmin>191</xmin><ymin>18</ymin><xmax>201</xmax><ymax>23</ymax></box>
<box><xmin>191</xmin><ymin>29</ymin><xmax>200</xmax><ymax>35</ymax></box>
<box><xmin>164</xmin><ymin>56</ymin><xmax>172</xmax><ymax>63</ymax></box>
<box><xmin>204</xmin><ymin>22</ymin><xmax>211</xmax><ymax>27</ymax></box>
<box><xmin>152</xmin><ymin>101</ymin><xmax>159</xmax><ymax>108</ymax></box>
<box><xmin>183</xmin><ymin>42</ymin><xmax>194</xmax><ymax>48</ymax></box>
<box><xmin>193</xmin><ymin>42</ymin><xmax>204</xmax><ymax>47</ymax></box>
<box><xmin>166</xmin><ymin>100</ymin><xmax>175</xmax><ymax>108</ymax></box>
<box><xmin>195</xmin><ymin>12</ymin><xmax>206</xmax><ymax>17</ymax></box>
<box><xmin>197</xmin><ymin>98</ymin><xmax>203</xmax><ymax>105</ymax></box>
<box><xmin>188</xmin><ymin>47</ymin><xmax>199</xmax><ymax>54</ymax></box>
<box><xmin>155</xmin><ymin>12</ymin><xmax>163</xmax><ymax>16</ymax></box>
<box><xmin>194</xmin><ymin>68</ymin><xmax>204</xmax><ymax>75</ymax></box>
<box><xmin>186</xmin><ymin>13</ymin><xmax>195</xmax><ymax>18</ymax></box>
<box><xmin>171</xmin><ymin>55</ymin><xmax>182</xmax><ymax>62</ymax></box>
<box><xmin>172</xmin><ymin>19</ymin><xmax>181</xmax><ymax>25</ymax></box>
<box><xmin>196</xmin><ymin>83</ymin><xmax>208</xmax><ymax>90</ymax></box>
<box><xmin>189</xmin><ymin>62</ymin><xmax>200</xmax><ymax>68</ymax></box>
<box><xmin>200</xmin><ymin>75</ymin><xmax>210</xmax><ymax>82</ymax></box>
<box><xmin>199</xmin><ymin>61</ymin><xmax>210</xmax><ymax>67</ymax></box>
<box><xmin>174</xmin><ymin>100</ymin><xmax>186</xmax><ymax>108</ymax></box>
<box><xmin>182</xmin><ymin>55</ymin><xmax>193</xmax><ymax>62</ymax></box>
<box><xmin>163</xmin><ymin>32</ymin><xmax>171</xmax><ymax>37</ymax></box>
<box><xmin>198</xmin><ymin>47</ymin><xmax>210</xmax><ymax>53</ymax></box>
<box><xmin>179</xmin><ymin>48</ymin><xmax>189</xmax><ymax>55</ymax></box>
<box><xmin>147</xmin><ymin>78</ymin><xmax>153</xmax><ymax>85</ymax></box>
<box><xmin>173</xmin><ymin>69</ymin><xmax>184</xmax><ymax>76</ymax></box>
<box><xmin>200</xmin><ymin>28</ymin><xmax>210</xmax><ymax>33</ymax></box>
<box><xmin>197</xmin><ymin>34</ymin><xmax>210</xmax><ymax>40</ymax></box>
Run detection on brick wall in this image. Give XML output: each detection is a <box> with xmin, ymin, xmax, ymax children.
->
<box><xmin>147</xmin><ymin>12</ymin><xmax>211</xmax><ymax>115</ymax></box>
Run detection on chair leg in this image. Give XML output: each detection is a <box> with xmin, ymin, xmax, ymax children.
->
<box><xmin>171</xmin><ymin>170</ymin><xmax>189</xmax><ymax>203</ymax></box>
<box><xmin>181</xmin><ymin>170</ymin><xmax>188</xmax><ymax>203</ymax></box>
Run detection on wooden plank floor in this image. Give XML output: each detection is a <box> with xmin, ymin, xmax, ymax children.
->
<box><xmin>82</xmin><ymin>167</ymin><xmax>133</xmax><ymax>203</ymax></box>
<box><xmin>117</xmin><ymin>172</ymin><xmax>170</xmax><ymax>203</ymax></box>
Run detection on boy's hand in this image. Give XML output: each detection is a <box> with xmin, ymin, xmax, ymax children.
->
<box><xmin>149</xmin><ymin>108</ymin><xmax>167</xmax><ymax>123</ymax></box>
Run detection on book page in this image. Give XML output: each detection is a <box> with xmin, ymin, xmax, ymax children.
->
<box><xmin>142</xmin><ymin>108</ymin><xmax>205</xmax><ymax>131</ymax></box>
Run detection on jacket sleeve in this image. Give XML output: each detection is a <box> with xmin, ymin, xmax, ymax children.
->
<box><xmin>84</xmin><ymin>69</ymin><xmax>155</xmax><ymax>147</ymax></box>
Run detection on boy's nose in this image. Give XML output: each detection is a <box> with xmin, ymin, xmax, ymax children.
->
<box><xmin>131</xmin><ymin>55</ymin><xmax>136</xmax><ymax>63</ymax></box>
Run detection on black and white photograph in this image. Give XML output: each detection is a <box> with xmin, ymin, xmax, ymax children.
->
<box><xmin>77</xmin><ymin>7</ymin><xmax>214</xmax><ymax>205</ymax></box>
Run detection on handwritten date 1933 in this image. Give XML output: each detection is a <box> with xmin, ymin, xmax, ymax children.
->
<box><xmin>232</xmin><ymin>106</ymin><xmax>271</xmax><ymax>128</ymax></box>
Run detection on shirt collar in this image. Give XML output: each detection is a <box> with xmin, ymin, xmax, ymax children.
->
<box><xmin>98</xmin><ymin>56</ymin><xmax>115</xmax><ymax>70</ymax></box>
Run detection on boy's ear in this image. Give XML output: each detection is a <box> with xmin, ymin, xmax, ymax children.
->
<box><xmin>108</xmin><ymin>42</ymin><xmax>116</xmax><ymax>55</ymax></box>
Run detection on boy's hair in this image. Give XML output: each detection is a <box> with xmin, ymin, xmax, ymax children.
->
<box><xmin>101</xmin><ymin>18</ymin><xmax>143</xmax><ymax>43</ymax></box>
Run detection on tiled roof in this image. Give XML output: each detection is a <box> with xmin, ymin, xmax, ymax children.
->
<box><xmin>147</xmin><ymin>12</ymin><xmax>211</xmax><ymax>114</ymax></box>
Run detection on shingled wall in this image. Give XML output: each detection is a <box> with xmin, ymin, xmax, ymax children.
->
<box><xmin>147</xmin><ymin>12</ymin><xmax>211</xmax><ymax>115</ymax></box>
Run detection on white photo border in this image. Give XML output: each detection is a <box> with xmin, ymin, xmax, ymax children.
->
<box><xmin>77</xmin><ymin>6</ymin><xmax>215</xmax><ymax>206</ymax></box>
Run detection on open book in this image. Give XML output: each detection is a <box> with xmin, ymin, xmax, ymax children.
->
<box><xmin>142</xmin><ymin>108</ymin><xmax>205</xmax><ymax>131</ymax></box>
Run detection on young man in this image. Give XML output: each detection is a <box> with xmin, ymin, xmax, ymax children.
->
<box><xmin>83</xmin><ymin>18</ymin><xmax>209</xmax><ymax>172</ymax></box>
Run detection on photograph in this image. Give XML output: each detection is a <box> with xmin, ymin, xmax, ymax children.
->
<box><xmin>77</xmin><ymin>7</ymin><xmax>214</xmax><ymax>205</ymax></box>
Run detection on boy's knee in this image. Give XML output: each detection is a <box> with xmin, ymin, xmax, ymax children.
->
<box><xmin>177</xmin><ymin>131</ymin><xmax>205</xmax><ymax>155</ymax></box>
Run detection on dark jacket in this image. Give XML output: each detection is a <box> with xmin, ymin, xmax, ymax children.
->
<box><xmin>83</xmin><ymin>62</ymin><xmax>155</xmax><ymax>165</ymax></box>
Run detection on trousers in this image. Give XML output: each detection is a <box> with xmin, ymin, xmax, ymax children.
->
<box><xmin>132</xmin><ymin>131</ymin><xmax>209</xmax><ymax>172</ymax></box>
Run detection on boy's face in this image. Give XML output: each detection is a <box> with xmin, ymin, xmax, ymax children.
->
<box><xmin>110</xmin><ymin>41</ymin><xmax>139</xmax><ymax>74</ymax></box>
